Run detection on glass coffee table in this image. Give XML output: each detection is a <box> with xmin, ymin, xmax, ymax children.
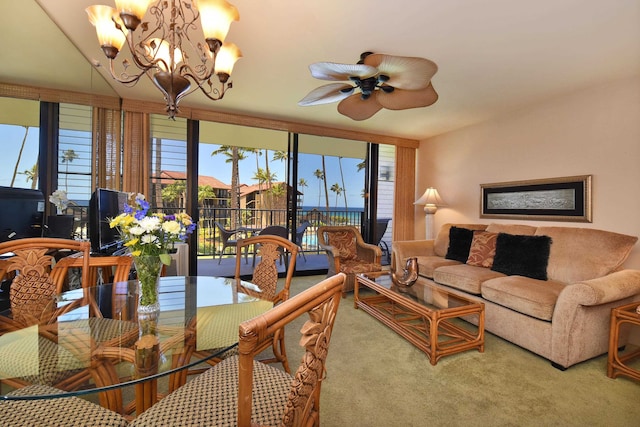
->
<box><xmin>355</xmin><ymin>271</ymin><xmax>485</xmax><ymax>365</ymax></box>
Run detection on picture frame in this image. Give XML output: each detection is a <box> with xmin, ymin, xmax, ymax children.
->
<box><xmin>480</xmin><ymin>175</ymin><xmax>592</xmax><ymax>222</ymax></box>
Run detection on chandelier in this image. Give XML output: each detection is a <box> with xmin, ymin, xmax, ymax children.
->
<box><xmin>86</xmin><ymin>0</ymin><xmax>242</xmax><ymax>118</ymax></box>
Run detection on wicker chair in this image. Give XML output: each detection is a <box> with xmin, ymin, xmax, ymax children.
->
<box><xmin>50</xmin><ymin>254</ymin><xmax>133</xmax><ymax>291</ymax></box>
<box><xmin>317</xmin><ymin>225</ymin><xmax>382</xmax><ymax>297</ymax></box>
<box><xmin>130</xmin><ymin>273</ymin><xmax>345</xmax><ymax>427</ymax></box>
<box><xmin>191</xmin><ymin>234</ymin><xmax>299</xmax><ymax>374</ymax></box>
<box><xmin>237</xmin><ymin>234</ymin><xmax>298</xmax><ymax>372</ymax></box>
<box><xmin>0</xmin><ymin>238</ymin><xmax>91</xmax><ymax>328</ymax></box>
<box><xmin>0</xmin><ymin>384</ymin><xmax>130</xmax><ymax>427</ymax></box>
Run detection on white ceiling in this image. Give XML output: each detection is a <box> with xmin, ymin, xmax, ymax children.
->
<box><xmin>2</xmin><ymin>1</ymin><xmax>639</xmax><ymax>141</ymax></box>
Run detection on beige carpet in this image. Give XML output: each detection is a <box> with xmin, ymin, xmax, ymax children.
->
<box><xmin>286</xmin><ymin>275</ymin><xmax>640</xmax><ymax>427</ymax></box>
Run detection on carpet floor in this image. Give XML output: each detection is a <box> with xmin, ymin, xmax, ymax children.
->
<box><xmin>285</xmin><ymin>275</ymin><xmax>640</xmax><ymax>427</ymax></box>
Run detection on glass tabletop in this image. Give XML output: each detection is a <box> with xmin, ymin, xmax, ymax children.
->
<box><xmin>0</xmin><ymin>276</ymin><xmax>273</xmax><ymax>401</ymax></box>
<box><xmin>357</xmin><ymin>271</ymin><xmax>478</xmax><ymax>312</ymax></box>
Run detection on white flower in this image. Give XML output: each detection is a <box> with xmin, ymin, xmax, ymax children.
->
<box><xmin>129</xmin><ymin>226</ymin><xmax>146</xmax><ymax>236</ymax></box>
<box><xmin>141</xmin><ymin>234</ymin><xmax>160</xmax><ymax>246</ymax></box>
<box><xmin>138</xmin><ymin>216</ymin><xmax>161</xmax><ymax>232</ymax></box>
<box><xmin>49</xmin><ymin>189</ymin><xmax>69</xmax><ymax>211</ymax></box>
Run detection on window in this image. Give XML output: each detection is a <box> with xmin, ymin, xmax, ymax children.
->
<box><xmin>58</xmin><ymin>104</ymin><xmax>93</xmax><ymax>201</ymax></box>
<box><xmin>0</xmin><ymin>98</ymin><xmax>40</xmax><ymax>189</ymax></box>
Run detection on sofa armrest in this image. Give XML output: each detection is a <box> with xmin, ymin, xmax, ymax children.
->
<box><xmin>551</xmin><ymin>269</ymin><xmax>640</xmax><ymax>368</ymax></box>
<box><xmin>391</xmin><ymin>240</ymin><xmax>435</xmax><ymax>271</ymax></box>
<box><xmin>558</xmin><ymin>269</ymin><xmax>640</xmax><ymax>307</ymax></box>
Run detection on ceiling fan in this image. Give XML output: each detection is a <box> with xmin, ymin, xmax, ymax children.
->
<box><xmin>298</xmin><ymin>52</ymin><xmax>438</xmax><ymax>121</ymax></box>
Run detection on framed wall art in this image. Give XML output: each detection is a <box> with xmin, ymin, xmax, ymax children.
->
<box><xmin>480</xmin><ymin>175</ymin><xmax>592</xmax><ymax>222</ymax></box>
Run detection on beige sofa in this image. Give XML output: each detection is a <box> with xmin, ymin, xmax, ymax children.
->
<box><xmin>392</xmin><ymin>223</ymin><xmax>640</xmax><ymax>369</ymax></box>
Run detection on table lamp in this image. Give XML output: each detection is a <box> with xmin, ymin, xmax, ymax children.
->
<box><xmin>414</xmin><ymin>187</ymin><xmax>446</xmax><ymax>240</ymax></box>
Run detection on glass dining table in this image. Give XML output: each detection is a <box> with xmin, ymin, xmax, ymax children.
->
<box><xmin>0</xmin><ymin>276</ymin><xmax>273</xmax><ymax>415</ymax></box>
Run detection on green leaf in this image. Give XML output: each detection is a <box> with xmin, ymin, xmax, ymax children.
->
<box><xmin>160</xmin><ymin>253</ymin><xmax>172</xmax><ymax>266</ymax></box>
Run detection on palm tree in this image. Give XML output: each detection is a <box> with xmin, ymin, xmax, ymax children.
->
<box><xmin>211</xmin><ymin>145</ymin><xmax>248</xmax><ymax>227</ymax></box>
<box><xmin>321</xmin><ymin>155</ymin><xmax>330</xmax><ymax>213</ymax></box>
<box><xmin>338</xmin><ymin>157</ymin><xmax>348</xmax><ymax>209</ymax></box>
<box><xmin>252</xmin><ymin>167</ymin><xmax>278</xmax><ymax>209</ymax></box>
<box><xmin>298</xmin><ymin>178</ymin><xmax>308</xmax><ymax>206</ymax></box>
<box><xmin>10</xmin><ymin>126</ymin><xmax>30</xmax><ymax>187</ymax></box>
<box><xmin>330</xmin><ymin>183</ymin><xmax>343</xmax><ymax>208</ymax></box>
<box><xmin>61</xmin><ymin>149</ymin><xmax>78</xmax><ymax>191</ymax></box>
<box><xmin>20</xmin><ymin>163</ymin><xmax>39</xmax><ymax>189</ymax></box>
<box><xmin>162</xmin><ymin>181</ymin><xmax>186</xmax><ymax>207</ymax></box>
<box><xmin>313</xmin><ymin>169</ymin><xmax>324</xmax><ymax>207</ymax></box>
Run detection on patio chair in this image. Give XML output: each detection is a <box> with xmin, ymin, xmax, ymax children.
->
<box><xmin>214</xmin><ymin>222</ymin><xmax>244</xmax><ymax>264</ymax></box>
<box><xmin>317</xmin><ymin>225</ymin><xmax>382</xmax><ymax>297</ymax></box>
<box><xmin>252</xmin><ymin>225</ymin><xmax>289</xmax><ymax>266</ymax></box>
<box><xmin>129</xmin><ymin>273</ymin><xmax>345</xmax><ymax>427</ymax></box>
<box><xmin>294</xmin><ymin>220</ymin><xmax>312</xmax><ymax>261</ymax></box>
<box><xmin>375</xmin><ymin>218</ymin><xmax>391</xmax><ymax>265</ymax></box>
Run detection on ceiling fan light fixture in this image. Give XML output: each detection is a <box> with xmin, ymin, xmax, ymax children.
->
<box><xmin>300</xmin><ymin>51</ymin><xmax>438</xmax><ymax>120</ymax></box>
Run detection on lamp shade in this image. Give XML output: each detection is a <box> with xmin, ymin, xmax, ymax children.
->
<box><xmin>215</xmin><ymin>43</ymin><xmax>242</xmax><ymax>75</ymax></box>
<box><xmin>414</xmin><ymin>187</ymin><xmax>446</xmax><ymax>207</ymax></box>
<box><xmin>86</xmin><ymin>5</ymin><xmax>127</xmax><ymax>52</ymax></box>
<box><xmin>198</xmin><ymin>0</ymin><xmax>240</xmax><ymax>43</ymax></box>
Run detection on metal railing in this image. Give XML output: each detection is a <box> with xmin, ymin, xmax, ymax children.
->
<box><xmin>197</xmin><ymin>207</ymin><xmax>364</xmax><ymax>257</ymax></box>
<box><xmin>66</xmin><ymin>205</ymin><xmax>364</xmax><ymax>258</ymax></box>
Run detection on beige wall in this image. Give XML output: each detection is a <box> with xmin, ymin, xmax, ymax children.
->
<box><xmin>416</xmin><ymin>75</ymin><xmax>640</xmax><ymax>270</ymax></box>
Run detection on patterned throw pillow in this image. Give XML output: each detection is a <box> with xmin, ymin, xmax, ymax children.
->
<box><xmin>466</xmin><ymin>231</ymin><xmax>498</xmax><ymax>268</ymax></box>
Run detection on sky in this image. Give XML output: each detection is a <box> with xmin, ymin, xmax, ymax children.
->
<box><xmin>198</xmin><ymin>147</ymin><xmax>365</xmax><ymax>209</ymax></box>
<box><xmin>0</xmin><ymin>124</ymin><xmax>366</xmax><ymax>209</ymax></box>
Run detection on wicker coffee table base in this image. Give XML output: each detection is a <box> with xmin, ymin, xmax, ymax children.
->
<box><xmin>355</xmin><ymin>274</ymin><xmax>484</xmax><ymax>365</ymax></box>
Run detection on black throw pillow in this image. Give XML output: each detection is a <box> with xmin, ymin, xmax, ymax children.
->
<box><xmin>445</xmin><ymin>227</ymin><xmax>475</xmax><ymax>263</ymax></box>
<box><xmin>491</xmin><ymin>233</ymin><xmax>552</xmax><ymax>280</ymax></box>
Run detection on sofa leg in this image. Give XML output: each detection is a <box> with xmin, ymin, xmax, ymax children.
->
<box><xmin>551</xmin><ymin>362</ymin><xmax>568</xmax><ymax>371</ymax></box>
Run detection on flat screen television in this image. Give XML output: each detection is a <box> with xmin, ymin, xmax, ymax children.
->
<box><xmin>0</xmin><ymin>186</ymin><xmax>45</xmax><ymax>242</ymax></box>
<box><xmin>89</xmin><ymin>188</ymin><xmax>130</xmax><ymax>255</ymax></box>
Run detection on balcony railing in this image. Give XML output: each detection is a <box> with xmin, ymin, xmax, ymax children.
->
<box><xmin>65</xmin><ymin>205</ymin><xmax>364</xmax><ymax>258</ymax></box>
<box><xmin>197</xmin><ymin>207</ymin><xmax>364</xmax><ymax>257</ymax></box>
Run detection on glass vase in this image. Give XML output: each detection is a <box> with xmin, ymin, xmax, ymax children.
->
<box><xmin>133</xmin><ymin>255</ymin><xmax>163</xmax><ymax>313</ymax></box>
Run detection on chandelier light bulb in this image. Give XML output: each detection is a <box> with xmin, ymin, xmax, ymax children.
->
<box><xmin>197</xmin><ymin>0</ymin><xmax>239</xmax><ymax>47</ymax></box>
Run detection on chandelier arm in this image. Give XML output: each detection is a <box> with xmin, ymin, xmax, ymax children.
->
<box><xmin>180</xmin><ymin>68</ymin><xmax>228</xmax><ymax>101</ymax></box>
<box><xmin>107</xmin><ymin>59</ymin><xmax>149</xmax><ymax>85</ymax></box>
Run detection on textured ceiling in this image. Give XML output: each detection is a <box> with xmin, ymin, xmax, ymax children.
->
<box><xmin>2</xmin><ymin>1</ymin><xmax>639</xmax><ymax>141</ymax></box>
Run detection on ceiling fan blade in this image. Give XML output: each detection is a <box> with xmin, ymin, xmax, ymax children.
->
<box><xmin>337</xmin><ymin>94</ymin><xmax>383</xmax><ymax>121</ymax></box>
<box><xmin>309</xmin><ymin>62</ymin><xmax>378</xmax><ymax>81</ymax></box>
<box><xmin>376</xmin><ymin>83</ymin><xmax>439</xmax><ymax>110</ymax></box>
<box><xmin>298</xmin><ymin>83</ymin><xmax>354</xmax><ymax>106</ymax></box>
<box><xmin>364</xmin><ymin>53</ymin><xmax>438</xmax><ymax>90</ymax></box>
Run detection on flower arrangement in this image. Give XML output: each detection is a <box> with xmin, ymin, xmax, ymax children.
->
<box><xmin>109</xmin><ymin>193</ymin><xmax>196</xmax><ymax>265</ymax></box>
<box><xmin>110</xmin><ymin>193</ymin><xmax>195</xmax><ymax>308</ymax></box>
<box><xmin>49</xmin><ymin>189</ymin><xmax>69</xmax><ymax>214</ymax></box>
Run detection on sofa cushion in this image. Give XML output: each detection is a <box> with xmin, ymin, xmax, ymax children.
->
<box><xmin>445</xmin><ymin>226</ymin><xmax>475</xmax><ymax>262</ymax></box>
<box><xmin>433</xmin><ymin>264</ymin><xmax>506</xmax><ymax>295</ymax></box>
<box><xmin>486</xmin><ymin>223</ymin><xmax>537</xmax><ymax>235</ymax></box>
<box><xmin>536</xmin><ymin>226</ymin><xmax>638</xmax><ymax>284</ymax></box>
<box><xmin>416</xmin><ymin>255</ymin><xmax>461</xmax><ymax>279</ymax></box>
<box><xmin>491</xmin><ymin>233</ymin><xmax>552</xmax><ymax>280</ymax></box>
<box><xmin>481</xmin><ymin>276</ymin><xmax>566</xmax><ymax>321</ymax></box>
<box><xmin>466</xmin><ymin>231</ymin><xmax>498</xmax><ymax>268</ymax></box>
<box><xmin>434</xmin><ymin>223</ymin><xmax>488</xmax><ymax>257</ymax></box>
